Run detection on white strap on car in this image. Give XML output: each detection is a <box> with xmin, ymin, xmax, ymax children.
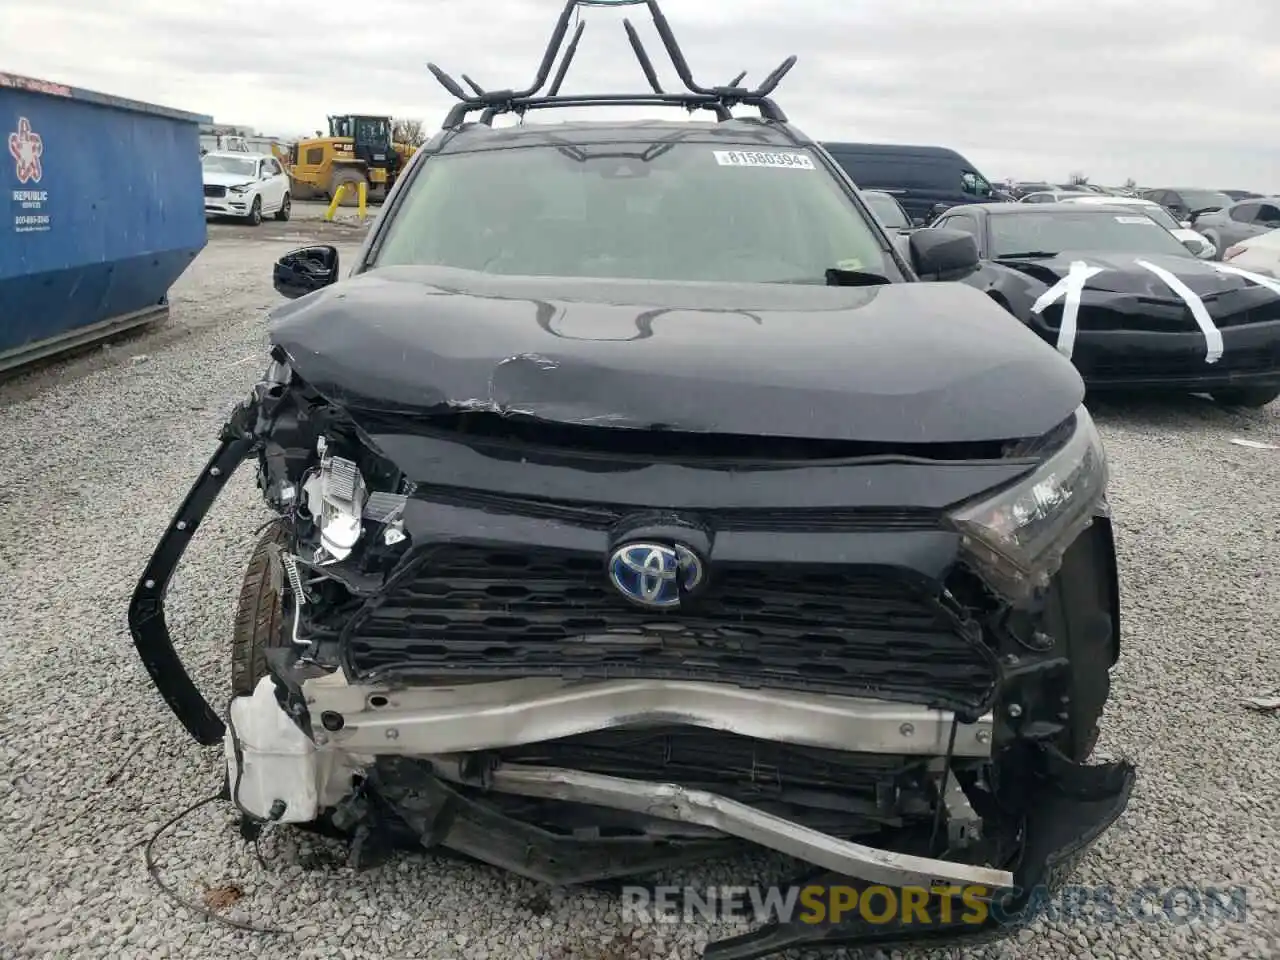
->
<box><xmin>1030</xmin><ymin>260</ymin><xmax>1105</xmax><ymax>359</ymax></box>
<box><xmin>1211</xmin><ymin>263</ymin><xmax>1280</xmax><ymax>296</ymax></box>
<box><xmin>1134</xmin><ymin>260</ymin><xmax>1223</xmax><ymax>364</ymax></box>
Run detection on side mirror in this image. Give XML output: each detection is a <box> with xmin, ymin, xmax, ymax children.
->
<box><xmin>909</xmin><ymin>228</ymin><xmax>980</xmax><ymax>280</ymax></box>
<box><xmin>1186</xmin><ymin>238</ymin><xmax>1216</xmax><ymax>259</ymax></box>
<box><xmin>274</xmin><ymin>245</ymin><xmax>339</xmax><ymax>299</ymax></box>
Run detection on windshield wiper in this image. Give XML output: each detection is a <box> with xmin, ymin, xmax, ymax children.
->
<box><xmin>767</xmin><ymin>268</ymin><xmax>893</xmax><ymax>286</ymax></box>
<box><xmin>824</xmin><ymin>267</ymin><xmax>892</xmax><ymax>286</ymax></box>
<box><xmin>995</xmin><ymin>251</ymin><xmax>1059</xmax><ymax>259</ymax></box>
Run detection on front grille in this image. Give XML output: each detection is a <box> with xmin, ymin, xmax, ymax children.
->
<box><xmin>1077</xmin><ymin>340</ymin><xmax>1280</xmax><ymax>379</ymax></box>
<box><xmin>1038</xmin><ymin>301</ymin><xmax>1201</xmax><ymax>333</ymax></box>
<box><xmin>1039</xmin><ymin>294</ymin><xmax>1280</xmax><ymax>334</ymax></box>
<box><xmin>203</xmin><ymin>184</ymin><xmax>226</xmax><ymax>198</ymax></box>
<box><xmin>343</xmin><ymin>545</ymin><xmax>997</xmax><ymax>709</ymax></box>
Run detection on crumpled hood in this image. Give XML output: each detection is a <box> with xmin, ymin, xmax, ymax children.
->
<box><xmin>996</xmin><ymin>251</ymin><xmax>1274</xmax><ymax>301</ymax></box>
<box><xmin>267</xmin><ymin>265</ymin><xmax>1084</xmax><ymax>444</ymax></box>
<box><xmin>202</xmin><ymin>170</ymin><xmax>256</xmax><ymax>189</ymax></box>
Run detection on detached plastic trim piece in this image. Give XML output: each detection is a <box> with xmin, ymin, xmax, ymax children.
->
<box><xmin>127</xmin><ymin>436</ymin><xmax>253</xmax><ymax>745</ymax></box>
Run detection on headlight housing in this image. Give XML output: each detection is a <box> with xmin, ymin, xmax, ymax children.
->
<box><xmin>229</xmin><ymin>183</ymin><xmax>252</xmax><ymax>194</ymax></box>
<box><xmin>948</xmin><ymin>405</ymin><xmax>1107</xmax><ymax>602</ymax></box>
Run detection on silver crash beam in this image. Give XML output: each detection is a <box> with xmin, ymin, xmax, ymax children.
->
<box><xmin>304</xmin><ymin>675</ymin><xmax>995</xmax><ymax>758</ymax></box>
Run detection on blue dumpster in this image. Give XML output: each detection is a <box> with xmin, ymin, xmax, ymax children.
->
<box><xmin>1</xmin><ymin>71</ymin><xmax>211</xmax><ymax>371</ymax></box>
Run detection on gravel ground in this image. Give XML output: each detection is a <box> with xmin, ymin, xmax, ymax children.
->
<box><xmin>2</xmin><ymin>227</ymin><xmax>1279</xmax><ymax>960</ymax></box>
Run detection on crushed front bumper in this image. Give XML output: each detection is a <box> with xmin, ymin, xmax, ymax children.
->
<box><xmin>220</xmin><ymin>669</ymin><xmax>1132</xmax><ymax>957</ymax></box>
<box><xmin>129</xmin><ymin>418</ymin><xmax>1135</xmax><ymax>958</ymax></box>
<box><xmin>698</xmin><ymin>752</ymin><xmax>1134</xmax><ymax>959</ymax></box>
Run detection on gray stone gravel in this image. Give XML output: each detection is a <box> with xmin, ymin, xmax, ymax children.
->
<box><xmin>1</xmin><ymin>228</ymin><xmax>1279</xmax><ymax>960</ymax></box>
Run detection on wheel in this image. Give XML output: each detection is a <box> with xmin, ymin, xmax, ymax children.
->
<box><xmin>245</xmin><ymin>196</ymin><xmax>262</xmax><ymax>226</ymax></box>
<box><xmin>1212</xmin><ymin>385</ymin><xmax>1280</xmax><ymax>408</ymax></box>
<box><xmin>230</xmin><ymin>521</ymin><xmax>290</xmax><ymax>696</ymax></box>
<box><xmin>329</xmin><ymin>168</ymin><xmax>368</xmax><ymax>208</ymax></box>
<box><xmin>274</xmin><ymin>192</ymin><xmax>292</xmax><ymax>221</ymax></box>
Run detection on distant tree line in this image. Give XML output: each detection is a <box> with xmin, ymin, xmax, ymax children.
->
<box><xmin>392</xmin><ymin>119</ymin><xmax>428</xmax><ymax>147</ymax></box>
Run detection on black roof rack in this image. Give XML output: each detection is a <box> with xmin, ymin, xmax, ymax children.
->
<box><xmin>428</xmin><ymin>0</ymin><xmax>797</xmax><ymax>129</ymax></box>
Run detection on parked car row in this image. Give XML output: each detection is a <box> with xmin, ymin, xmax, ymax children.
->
<box><xmin>1178</xmin><ymin>196</ymin><xmax>1280</xmax><ymax>260</ymax></box>
<box><xmin>821</xmin><ymin>141</ymin><xmax>1272</xmax><ymax>267</ymax></box>
<box><xmin>1006</xmin><ymin>181</ymin><xmax>1134</xmax><ymax>200</ymax></box>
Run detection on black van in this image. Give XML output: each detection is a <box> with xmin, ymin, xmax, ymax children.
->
<box><xmin>820</xmin><ymin>143</ymin><xmax>1003</xmax><ymax>224</ymax></box>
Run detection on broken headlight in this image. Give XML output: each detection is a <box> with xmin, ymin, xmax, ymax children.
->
<box><xmin>948</xmin><ymin>405</ymin><xmax>1106</xmax><ymax>602</ymax></box>
<box><xmin>299</xmin><ymin>437</ymin><xmax>408</xmax><ymax>563</ymax></box>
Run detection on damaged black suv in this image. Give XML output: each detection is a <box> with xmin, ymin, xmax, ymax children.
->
<box><xmin>128</xmin><ymin>2</ymin><xmax>1133</xmax><ymax>957</ymax></box>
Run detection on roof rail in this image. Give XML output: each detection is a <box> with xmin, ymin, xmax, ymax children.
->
<box><xmin>428</xmin><ymin>0</ymin><xmax>797</xmax><ymax>129</ymax></box>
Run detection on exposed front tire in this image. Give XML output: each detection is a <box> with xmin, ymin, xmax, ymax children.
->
<box><xmin>230</xmin><ymin>521</ymin><xmax>290</xmax><ymax>697</ymax></box>
<box><xmin>329</xmin><ymin>168</ymin><xmax>368</xmax><ymax>207</ymax></box>
<box><xmin>1212</xmin><ymin>385</ymin><xmax>1280</xmax><ymax>408</ymax></box>
<box><xmin>245</xmin><ymin>196</ymin><xmax>262</xmax><ymax>226</ymax></box>
<box><xmin>274</xmin><ymin>193</ymin><xmax>292</xmax><ymax>221</ymax></box>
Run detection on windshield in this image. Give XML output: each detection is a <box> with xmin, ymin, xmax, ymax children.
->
<box><xmin>372</xmin><ymin>143</ymin><xmax>892</xmax><ymax>283</ymax></box>
<box><xmin>356</xmin><ymin>118</ymin><xmax>390</xmax><ymax>144</ymax></box>
<box><xmin>863</xmin><ymin>192</ymin><xmax>909</xmax><ymax>228</ymax></box>
<box><xmin>1181</xmin><ymin>190</ymin><xmax>1232</xmax><ymax>212</ymax></box>
<box><xmin>990</xmin><ymin>211</ymin><xmax>1194</xmax><ymax>258</ymax></box>
<box><xmin>202</xmin><ymin>155</ymin><xmax>257</xmax><ymax>177</ymax></box>
<box><xmin>1126</xmin><ymin>204</ymin><xmax>1179</xmax><ymax>231</ymax></box>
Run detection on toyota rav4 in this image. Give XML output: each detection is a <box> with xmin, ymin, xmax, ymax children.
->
<box><xmin>128</xmin><ymin>2</ymin><xmax>1133</xmax><ymax>957</ymax></box>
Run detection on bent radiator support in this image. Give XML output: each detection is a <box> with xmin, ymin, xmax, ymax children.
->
<box><xmin>366</xmin><ymin>756</ymin><xmax>1014</xmax><ymax>890</ymax></box>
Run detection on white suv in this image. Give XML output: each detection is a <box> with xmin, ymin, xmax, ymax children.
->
<box><xmin>202</xmin><ymin>151</ymin><xmax>291</xmax><ymax>225</ymax></box>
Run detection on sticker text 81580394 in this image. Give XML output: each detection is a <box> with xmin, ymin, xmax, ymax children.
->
<box><xmin>713</xmin><ymin>150</ymin><xmax>815</xmax><ymax>170</ymax></box>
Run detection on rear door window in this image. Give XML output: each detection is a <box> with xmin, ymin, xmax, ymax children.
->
<box><xmin>1256</xmin><ymin>203</ymin><xmax>1280</xmax><ymax>226</ymax></box>
<box><xmin>1230</xmin><ymin>202</ymin><xmax>1260</xmax><ymax>223</ymax></box>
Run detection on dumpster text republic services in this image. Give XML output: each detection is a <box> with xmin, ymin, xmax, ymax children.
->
<box><xmin>9</xmin><ymin>115</ymin><xmax>50</xmax><ymax>234</ymax></box>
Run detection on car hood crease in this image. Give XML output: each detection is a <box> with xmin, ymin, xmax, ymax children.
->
<box><xmin>268</xmin><ymin>265</ymin><xmax>1084</xmax><ymax>444</ymax></box>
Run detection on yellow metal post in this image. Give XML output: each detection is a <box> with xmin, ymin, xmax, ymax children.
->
<box><xmin>357</xmin><ymin>181</ymin><xmax>368</xmax><ymax>220</ymax></box>
<box><xmin>324</xmin><ymin>185</ymin><xmax>346</xmax><ymax>221</ymax></box>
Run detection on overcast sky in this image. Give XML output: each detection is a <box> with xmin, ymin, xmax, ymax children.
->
<box><xmin>2</xmin><ymin>0</ymin><xmax>1277</xmax><ymax>189</ymax></box>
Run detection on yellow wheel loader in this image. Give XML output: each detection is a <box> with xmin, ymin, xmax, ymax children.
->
<box><xmin>280</xmin><ymin>115</ymin><xmax>415</xmax><ymax>206</ymax></box>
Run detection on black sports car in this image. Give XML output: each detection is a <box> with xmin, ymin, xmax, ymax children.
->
<box><xmin>931</xmin><ymin>202</ymin><xmax>1280</xmax><ymax>407</ymax></box>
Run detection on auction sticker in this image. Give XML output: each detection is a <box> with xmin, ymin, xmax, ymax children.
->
<box><xmin>1114</xmin><ymin>215</ymin><xmax>1155</xmax><ymax>224</ymax></box>
<box><xmin>713</xmin><ymin>150</ymin><xmax>814</xmax><ymax>169</ymax></box>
